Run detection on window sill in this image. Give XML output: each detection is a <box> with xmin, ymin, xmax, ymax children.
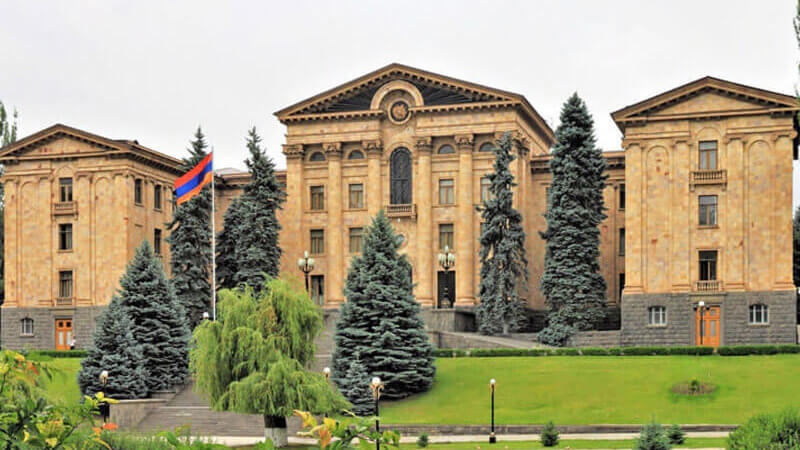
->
<box><xmin>305</xmin><ymin>209</ymin><xmax>327</xmax><ymax>214</ymax></box>
<box><xmin>309</xmin><ymin>253</ymin><xmax>326</xmax><ymax>257</ymax></box>
<box><xmin>134</xmin><ymin>202</ymin><xmax>143</xmax><ymax>207</ymax></box>
<box><xmin>698</xmin><ymin>225</ymin><xmax>719</xmax><ymax>230</ymax></box>
<box><xmin>58</xmin><ymin>249</ymin><xmax>74</xmax><ymax>254</ymax></box>
<box><xmin>154</xmin><ymin>207</ymin><xmax>163</xmax><ymax>212</ymax></box>
<box><xmin>345</xmin><ymin>207</ymin><xmax>366</xmax><ymax>212</ymax></box>
<box><xmin>434</xmin><ymin>204</ymin><xmax>457</xmax><ymax>209</ymax></box>
<box><xmin>748</xmin><ymin>323</ymin><xmax>770</xmax><ymax>327</ymax></box>
<box><xmin>20</xmin><ymin>334</ymin><xmax>34</xmax><ymax>338</ymax></box>
<box><xmin>647</xmin><ymin>324</ymin><xmax>668</xmax><ymax>328</ymax></box>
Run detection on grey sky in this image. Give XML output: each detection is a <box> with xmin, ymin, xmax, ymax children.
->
<box><xmin>1</xmin><ymin>1</ymin><xmax>798</xmax><ymax>204</ymax></box>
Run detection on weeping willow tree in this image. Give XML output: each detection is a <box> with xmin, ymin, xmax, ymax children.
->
<box><xmin>191</xmin><ymin>277</ymin><xmax>348</xmax><ymax>447</ymax></box>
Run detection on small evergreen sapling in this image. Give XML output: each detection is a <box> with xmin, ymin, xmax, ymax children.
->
<box><xmin>416</xmin><ymin>433</ymin><xmax>429</xmax><ymax>448</ymax></box>
<box><xmin>635</xmin><ymin>421</ymin><xmax>671</xmax><ymax>450</ymax></box>
<box><xmin>667</xmin><ymin>424</ymin><xmax>685</xmax><ymax>445</ymax></box>
<box><xmin>339</xmin><ymin>356</ymin><xmax>374</xmax><ymax>416</ymax></box>
<box><xmin>540</xmin><ymin>421</ymin><xmax>559</xmax><ymax>447</ymax></box>
<box><xmin>78</xmin><ymin>299</ymin><xmax>147</xmax><ymax>399</ymax></box>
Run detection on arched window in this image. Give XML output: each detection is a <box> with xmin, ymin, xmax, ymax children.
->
<box><xmin>749</xmin><ymin>304</ymin><xmax>768</xmax><ymax>324</ymax></box>
<box><xmin>479</xmin><ymin>142</ymin><xmax>495</xmax><ymax>152</ymax></box>
<box><xmin>309</xmin><ymin>151</ymin><xmax>326</xmax><ymax>162</ymax></box>
<box><xmin>21</xmin><ymin>318</ymin><xmax>34</xmax><ymax>335</ymax></box>
<box><xmin>437</xmin><ymin>145</ymin><xmax>455</xmax><ymax>155</ymax></box>
<box><xmin>390</xmin><ymin>147</ymin><xmax>412</xmax><ymax>204</ymax></box>
<box><xmin>647</xmin><ymin>306</ymin><xmax>666</xmax><ymax>326</ymax></box>
<box><xmin>347</xmin><ymin>150</ymin><xmax>365</xmax><ymax>160</ymax></box>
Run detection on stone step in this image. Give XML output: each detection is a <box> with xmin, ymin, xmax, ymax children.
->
<box><xmin>136</xmin><ymin>406</ymin><xmax>264</xmax><ymax>437</ymax></box>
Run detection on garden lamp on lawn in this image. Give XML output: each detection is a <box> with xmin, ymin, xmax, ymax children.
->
<box><xmin>99</xmin><ymin>370</ymin><xmax>110</xmax><ymax>423</ymax></box>
<box><xmin>489</xmin><ymin>378</ymin><xmax>497</xmax><ymax>443</ymax></box>
<box><xmin>371</xmin><ymin>376</ymin><xmax>384</xmax><ymax>450</ymax></box>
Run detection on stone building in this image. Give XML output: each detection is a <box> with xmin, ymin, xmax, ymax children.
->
<box><xmin>1</xmin><ymin>65</ymin><xmax>796</xmax><ymax>349</ymax></box>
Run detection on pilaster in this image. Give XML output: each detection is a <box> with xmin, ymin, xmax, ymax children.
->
<box><xmin>623</xmin><ymin>141</ymin><xmax>644</xmax><ymax>295</ymax></box>
<box><xmin>670</xmin><ymin>139</ymin><xmax>691</xmax><ymax>292</ymax></box>
<box><xmin>364</xmin><ymin>140</ymin><xmax>383</xmax><ymax>217</ymax></box>
<box><xmin>325</xmin><ymin>142</ymin><xmax>344</xmax><ymax>305</ymax></box>
<box><xmin>415</xmin><ymin>137</ymin><xmax>433</xmax><ymax>306</ymax></box>
<box><xmin>772</xmin><ymin>132</ymin><xmax>795</xmax><ymax>289</ymax></box>
<box><xmin>724</xmin><ymin>136</ymin><xmax>745</xmax><ymax>291</ymax></box>
<box><xmin>455</xmin><ymin>134</ymin><xmax>475</xmax><ymax>305</ymax></box>
<box><xmin>283</xmin><ymin>144</ymin><xmax>305</xmax><ymax>299</ymax></box>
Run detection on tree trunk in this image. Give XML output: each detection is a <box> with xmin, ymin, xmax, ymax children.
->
<box><xmin>264</xmin><ymin>415</ymin><xmax>288</xmax><ymax>448</ymax></box>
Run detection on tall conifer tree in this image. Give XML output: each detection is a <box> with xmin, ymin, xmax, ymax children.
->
<box><xmin>476</xmin><ymin>133</ymin><xmax>528</xmax><ymax>335</ymax></box>
<box><xmin>168</xmin><ymin>127</ymin><xmax>213</xmax><ymax>328</ymax></box>
<box><xmin>216</xmin><ymin>196</ymin><xmax>246</xmax><ymax>290</ymax></box>
<box><xmin>113</xmin><ymin>241</ymin><xmax>190</xmax><ymax>392</ymax></box>
<box><xmin>332</xmin><ymin>211</ymin><xmax>435</xmax><ymax>399</ymax></box>
<box><xmin>539</xmin><ymin>94</ymin><xmax>608</xmax><ymax>346</ymax></box>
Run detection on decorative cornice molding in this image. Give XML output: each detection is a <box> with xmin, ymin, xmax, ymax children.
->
<box><xmin>282</xmin><ymin>144</ymin><xmax>304</xmax><ymax>160</ymax></box>
<box><xmin>771</xmin><ymin>130</ymin><xmax>797</xmax><ymax>142</ymax></box>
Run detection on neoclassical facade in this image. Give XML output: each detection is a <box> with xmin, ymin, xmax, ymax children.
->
<box><xmin>1</xmin><ymin>65</ymin><xmax>796</xmax><ymax>349</ymax></box>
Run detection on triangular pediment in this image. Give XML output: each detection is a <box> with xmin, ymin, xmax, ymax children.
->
<box><xmin>275</xmin><ymin>63</ymin><xmax>522</xmax><ymax>118</ymax></box>
<box><xmin>611</xmin><ymin>76</ymin><xmax>799</xmax><ymax>130</ymax></box>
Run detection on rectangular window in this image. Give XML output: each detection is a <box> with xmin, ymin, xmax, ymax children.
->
<box><xmin>618</xmin><ymin>273</ymin><xmax>625</xmax><ymax>300</ymax></box>
<box><xmin>311</xmin><ymin>275</ymin><xmax>324</xmax><ymax>306</ymax></box>
<box><xmin>699</xmin><ymin>141</ymin><xmax>718</xmax><ymax>170</ymax></box>
<box><xmin>134</xmin><ymin>179</ymin><xmax>143</xmax><ymax>205</ymax></box>
<box><xmin>154</xmin><ymin>228</ymin><xmax>162</xmax><ymax>255</ymax></box>
<box><xmin>349</xmin><ymin>184</ymin><xmax>364</xmax><ymax>209</ymax></box>
<box><xmin>59</xmin><ymin>178</ymin><xmax>73</xmax><ymax>202</ymax></box>
<box><xmin>349</xmin><ymin>227</ymin><xmax>363</xmax><ymax>253</ymax></box>
<box><xmin>154</xmin><ymin>185</ymin><xmax>162</xmax><ymax>210</ymax></box>
<box><xmin>439</xmin><ymin>179</ymin><xmax>454</xmax><ymax>205</ymax></box>
<box><xmin>439</xmin><ymin>223</ymin><xmax>454</xmax><ymax>251</ymax></box>
<box><xmin>59</xmin><ymin>224</ymin><xmax>73</xmax><ymax>251</ymax></box>
<box><xmin>545</xmin><ymin>186</ymin><xmax>552</xmax><ymax>212</ymax></box>
<box><xmin>699</xmin><ymin>195</ymin><xmax>717</xmax><ymax>226</ymax></box>
<box><xmin>699</xmin><ymin>250</ymin><xmax>718</xmax><ymax>281</ymax></box>
<box><xmin>310</xmin><ymin>229</ymin><xmax>325</xmax><ymax>254</ymax></box>
<box><xmin>619</xmin><ymin>184</ymin><xmax>626</xmax><ymax>210</ymax></box>
<box><xmin>59</xmin><ymin>270</ymin><xmax>73</xmax><ymax>298</ymax></box>
<box><xmin>618</xmin><ymin>228</ymin><xmax>625</xmax><ymax>256</ymax></box>
<box><xmin>749</xmin><ymin>304</ymin><xmax>769</xmax><ymax>324</ymax></box>
<box><xmin>480</xmin><ymin>177</ymin><xmax>493</xmax><ymax>203</ymax></box>
<box><xmin>648</xmin><ymin>306</ymin><xmax>667</xmax><ymax>326</ymax></box>
<box><xmin>21</xmin><ymin>318</ymin><xmax>34</xmax><ymax>335</ymax></box>
<box><xmin>310</xmin><ymin>186</ymin><xmax>324</xmax><ymax>210</ymax></box>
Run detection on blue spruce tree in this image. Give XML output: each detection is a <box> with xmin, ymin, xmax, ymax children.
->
<box><xmin>476</xmin><ymin>133</ymin><xmax>528</xmax><ymax>335</ymax></box>
<box><xmin>216</xmin><ymin>196</ymin><xmax>247</xmax><ymax>290</ymax></box>
<box><xmin>332</xmin><ymin>210</ymin><xmax>435</xmax><ymax>399</ymax></box>
<box><xmin>539</xmin><ymin>94</ymin><xmax>608</xmax><ymax>346</ymax></box>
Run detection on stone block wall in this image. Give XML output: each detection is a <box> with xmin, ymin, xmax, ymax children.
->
<box><xmin>1</xmin><ymin>306</ymin><xmax>105</xmax><ymax>350</ymax></box>
<box><xmin>621</xmin><ymin>294</ymin><xmax>694</xmax><ymax>347</ymax></box>
<box><xmin>722</xmin><ymin>291</ymin><xmax>796</xmax><ymax>345</ymax></box>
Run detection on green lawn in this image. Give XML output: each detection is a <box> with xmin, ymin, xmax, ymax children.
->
<box><xmin>239</xmin><ymin>438</ymin><xmax>728</xmax><ymax>449</ymax></box>
<box><xmin>380</xmin><ymin>355</ymin><xmax>800</xmax><ymax>425</ymax></box>
<box><xmin>33</xmin><ymin>356</ymin><xmax>83</xmax><ymax>405</ymax></box>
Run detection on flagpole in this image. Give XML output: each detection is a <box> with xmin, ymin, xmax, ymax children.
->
<box><xmin>211</xmin><ymin>148</ymin><xmax>216</xmax><ymax>321</ymax></box>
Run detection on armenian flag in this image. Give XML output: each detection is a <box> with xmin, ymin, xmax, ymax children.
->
<box><xmin>174</xmin><ymin>153</ymin><xmax>213</xmax><ymax>205</ymax></box>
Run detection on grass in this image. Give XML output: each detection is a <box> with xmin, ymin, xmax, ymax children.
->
<box><xmin>380</xmin><ymin>355</ymin><xmax>800</xmax><ymax>425</ymax></box>
<box><xmin>29</xmin><ymin>354</ymin><xmax>83</xmax><ymax>405</ymax></box>
<box><xmin>237</xmin><ymin>437</ymin><xmax>728</xmax><ymax>449</ymax></box>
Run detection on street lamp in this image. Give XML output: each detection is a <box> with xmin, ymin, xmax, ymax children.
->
<box><xmin>437</xmin><ymin>245</ymin><xmax>455</xmax><ymax>308</ymax></box>
<box><xmin>202</xmin><ymin>311</ymin><xmax>210</xmax><ymax>321</ymax></box>
<box><xmin>99</xmin><ymin>370</ymin><xmax>109</xmax><ymax>423</ymax></box>
<box><xmin>370</xmin><ymin>376</ymin><xmax>385</xmax><ymax>450</ymax></box>
<box><xmin>694</xmin><ymin>300</ymin><xmax>708</xmax><ymax>346</ymax></box>
<box><xmin>297</xmin><ymin>251</ymin><xmax>315</xmax><ymax>293</ymax></box>
<box><xmin>322</xmin><ymin>367</ymin><xmax>332</xmax><ymax>418</ymax></box>
<box><xmin>489</xmin><ymin>378</ymin><xmax>496</xmax><ymax>444</ymax></box>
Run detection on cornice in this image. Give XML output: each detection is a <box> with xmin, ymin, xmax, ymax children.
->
<box><xmin>280</xmin><ymin>110</ymin><xmax>384</xmax><ymax>124</ymax></box>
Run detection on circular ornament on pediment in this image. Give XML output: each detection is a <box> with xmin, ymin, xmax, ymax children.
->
<box><xmin>389</xmin><ymin>100</ymin><xmax>411</xmax><ymax>124</ymax></box>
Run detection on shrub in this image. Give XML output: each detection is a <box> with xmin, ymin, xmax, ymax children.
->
<box><xmin>580</xmin><ymin>347</ymin><xmax>610</xmax><ymax>356</ymax></box>
<box><xmin>27</xmin><ymin>350</ymin><xmax>87</xmax><ymax>359</ymax></box>
<box><xmin>667</xmin><ymin>424</ymin><xmax>685</xmax><ymax>445</ymax></box>
<box><xmin>552</xmin><ymin>348</ymin><xmax>580</xmax><ymax>356</ymax></box>
<box><xmin>540</xmin><ymin>421</ymin><xmax>559</xmax><ymax>447</ymax></box>
<box><xmin>718</xmin><ymin>344</ymin><xmax>800</xmax><ymax>356</ymax></box>
<box><xmin>416</xmin><ymin>432</ymin><xmax>429</xmax><ymax>448</ymax></box>
<box><xmin>537</xmin><ymin>323</ymin><xmax>576</xmax><ymax>347</ymax></box>
<box><xmin>728</xmin><ymin>408</ymin><xmax>800</xmax><ymax>449</ymax></box>
<box><xmin>635</xmin><ymin>421</ymin><xmax>672</xmax><ymax>450</ymax></box>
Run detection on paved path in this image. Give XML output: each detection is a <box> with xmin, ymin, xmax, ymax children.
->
<box><xmin>204</xmin><ymin>431</ymin><xmax>729</xmax><ymax>448</ymax></box>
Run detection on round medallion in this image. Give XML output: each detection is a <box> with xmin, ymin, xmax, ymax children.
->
<box><xmin>389</xmin><ymin>101</ymin><xmax>410</xmax><ymax>123</ymax></box>
<box><xmin>396</xmin><ymin>233</ymin><xmax>407</xmax><ymax>248</ymax></box>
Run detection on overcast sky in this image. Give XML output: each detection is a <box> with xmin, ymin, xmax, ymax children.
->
<box><xmin>1</xmin><ymin>1</ymin><xmax>798</xmax><ymax>203</ymax></box>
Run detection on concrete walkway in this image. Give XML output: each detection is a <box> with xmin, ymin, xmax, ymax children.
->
<box><xmin>206</xmin><ymin>431</ymin><xmax>729</xmax><ymax>448</ymax></box>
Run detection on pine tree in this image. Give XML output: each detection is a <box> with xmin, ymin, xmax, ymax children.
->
<box><xmin>192</xmin><ymin>279</ymin><xmax>348</xmax><ymax>447</ymax></box>
<box><xmin>78</xmin><ymin>298</ymin><xmax>148</xmax><ymax>399</ymax></box>
<box><xmin>332</xmin><ymin>210</ymin><xmax>435</xmax><ymax>400</ymax></box>
<box><xmin>116</xmin><ymin>241</ymin><xmax>190</xmax><ymax>392</ymax></box>
<box><xmin>476</xmin><ymin>132</ymin><xmax>528</xmax><ymax>335</ymax></box>
<box><xmin>339</xmin><ymin>355</ymin><xmax>374</xmax><ymax>416</ymax></box>
<box><xmin>231</xmin><ymin>128</ymin><xmax>285</xmax><ymax>287</ymax></box>
<box><xmin>216</xmin><ymin>196</ymin><xmax>247</xmax><ymax>290</ymax></box>
<box><xmin>539</xmin><ymin>94</ymin><xmax>608</xmax><ymax>346</ymax></box>
<box><xmin>168</xmin><ymin>127</ymin><xmax>213</xmax><ymax>328</ymax></box>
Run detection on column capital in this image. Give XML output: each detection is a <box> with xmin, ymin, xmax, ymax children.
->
<box><xmin>621</xmin><ymin>139</ymin><xmax>646</xmax><ymax>151</ymax></box>
<box><xmin>323</xmin><ymin>142</ymin><xmax>343</xmax><ymax>159</ymax></box>
<box><xmin>282</xmin><ymin>144</ymin><xmax>304</xmax><ymax>160</ymax></box>
<box><xmin>415</xmin><ymin>136</ymin><xmax>433</xmax><ymax>154</ymax></box>
<box><xmin>455</xmin><ymin>134</ymin><xmax>474</xmax><ymax>153</ymax></box>
<box><xmin>771</xmin><ymin>131</ymin><xmax>797</xmax><ymax>143</ymax></box>
<box><xmin>362</xmin><ymin>139</ymin><xmax>383</xmax><ymax>157</ymax></box>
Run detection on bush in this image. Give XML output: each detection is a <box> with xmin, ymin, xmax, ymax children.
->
<box><xmin>580</xmin><ymin>347</ymin><xmax>610</xmax><ymax>356</ymax></box>
<box><xmin>551</xmin><ymin>348</ymin><xmax>580</xmax><ymax>356</ymax></box>
<box><xmin>728</xmin><ymin>408</ymin><xmax>800</xmax><ymax>449</ymax></box>
<box><xmin>429</xmin><ymin>344</ymin><xmax>800</xmax><ymax>358</ymax></box>
<box><xmin>537</xmin><ymin>323</ymin><xmax>576</xmax><ymax>347</ymax></box>
<box><xmin>667</xmin><ymin>424</ymin><xmax>685</xmax><ymax>445</ymax></box>
<box><xmin>27</xmin><ymin>350</ymin><xmax>87</xmax><ymax>359</ymax></box>
<box><xmin>718</xmin><ymin>345</ymin><xmax>800</xmax><ymax>356</ymax></box>
<box><xmin>416</xmin><ymin>432</ymin><xmax>429</xmax><ymax>448</ymax></box>
<box><xmin>540</xmin><ymin>421</ymin><xmax>559</xmax><ymax>447</ymax></box>
<box><xmin>635</xmin><ymin>421</ymin><xmax>672</xmax><ymax>450</ymax></box>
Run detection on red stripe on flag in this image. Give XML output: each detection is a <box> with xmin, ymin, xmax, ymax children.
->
<box><xmin>176</xmin><ymin>171</ymin><xmax>213</xmax><ymax>205</ymax></box>
<box><xmin>175</xmin><ymin>153</ymin><xmax>213</xmax><ymax>190</ymax></box>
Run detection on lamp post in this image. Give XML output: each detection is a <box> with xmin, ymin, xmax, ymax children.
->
<box><xmin>322</xmin><ymin>367</ymin><xmax>332</xmax><ymax>418</ymax></box>
<box><xmin>437</xmin><ymin>245</ymin><xmax>455</xmax><ymax>308</ymax></box>
<box><xmin>297</xmin><ymin>251</ymin><xmax>315</xmax><ymax>293</ymax></box>
<box><xmin>489</xmin><ymin>378</ymin><xmax>496</xmax><ymax>444</ymax></box>
<box><xmin>202</xmin><ymin>311</ymin><xmax>210</xmax><ymax>321</ymax></box>
<box><xmin>694</xmin><ymin>300</ymin><xmax>708</xmax><ymax>346</ymax></box>
<box><xmin>99</xmin><ymin>370</ymin><xmax>109</xmax><ymax>423</ymax></box>
<box><xmin>370</xmin><ymin>376</ymin><xmax>384</xmax><ymax>450</ymax></box>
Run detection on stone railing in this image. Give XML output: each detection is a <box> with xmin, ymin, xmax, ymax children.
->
<box><xmin>54</xmin><ymin>297</ymin><xmax>75</xmax><ymax>307</ymax></box>
<box><xmin>695</xmin><ymin>280</ymin><xmax>722</xmax><ymax>292</ymax></box>
<box><xmin>52</xmin><ymin>201</ymin><xmax>77</xmax><ymax>216</ymax></box>
<box><xmin>690</xmin><ymin>169</ymin><xmax>727</xmax><ymax>190</ymax></box>
<box><xmin>385</xmin><ymin>203</ymin><xmax>417</xmax><ymax>219</ymax></box>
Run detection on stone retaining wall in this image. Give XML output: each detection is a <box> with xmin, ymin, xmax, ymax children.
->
<box><xmin>567</xmin><ymin>330</ymin><xmax>621</xmax><ymax>348</ymax></box>
<box><xmin>110</xmin><ymin>398</ymin><xmax>167</xmax><ymax>429</ymax></box>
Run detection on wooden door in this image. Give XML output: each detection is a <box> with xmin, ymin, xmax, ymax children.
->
<box><xmin>695</xmin><ymin>306</ymin><xmax>720</xmax><ymax>347</ymax></box>
<box><xmin>55</xmin><ymin>319</ymin><xmax>73</xmax><ymax>351</ymax></box>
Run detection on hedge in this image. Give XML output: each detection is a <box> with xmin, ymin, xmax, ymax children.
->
<box><xmin>25</xmin><ymin>350</ymin><xmax>88</xmax><ymax>359</ymax></box>
<box><xmin>432</xmin><ymin>344</ymin><xmax>796</xmax><ymax>358</ymax></box>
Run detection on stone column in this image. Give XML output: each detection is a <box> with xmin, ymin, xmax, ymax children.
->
<box><xmin>623</xmin><ymin>141</ymin><xmax>644</xmax><ymax>295</ymax></box>
<box><xmin>724</xmin><ymin>136</ymin><xmax>745</xmax><ymax>291</ymax></box>
<box><xmin>365</xmin><ymin>140</ymin><xmax>383</xmax><ymax>217</ymax></box>
<box><xmin>455</xmin><ymin>134</ymin><xmax>475</xmax><ymax>306</ymax></box>
<box><xmin>283</xmin><ymin>143</ymin><xmax>304</xmax><ymax>290</ymax></box>
<box><xmin>670</xmin><ymin>139</ymin><xmax>690</xmax><ymax>292</ymax></box>
<box><xmin>773</xmin><ymin>133</ymin><xmax>796</xmax><ymax>289</ymax></box>
<box><xmin>415</xmin><ymin>137</ymin><xmax>434</xmax><ymax>306</ymax></box>
<box><xmin>325</xmin><ymin>142</ymin><xmax>344</xmax><ymax>305</ymax></box>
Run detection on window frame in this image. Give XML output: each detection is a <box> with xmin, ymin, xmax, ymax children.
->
<box><xmin>699</xmin><ymin>195</ymin><xmax>718</xmax><ymax>227</ymax></box>
<box><xmin>438</xmin><ymin>178</ymin><xmax>455</xmax><ymax>205</ymax></box>
<box><xmin>618</xmin><ymin>228</ymin><xmax>625</xmax><ymax>256</ymax></box>
<box><xmin>59</xmin><ymin>178</ymin><xmax>73</xmax><ymax>203</ymax></box>
<box><xmin>699</xmin><ymin>250</ymin><xmax>718</xmax><ymax>281</ymax></box>
<box><xmin>437</xmin><ymin>144</ymin><xmax>456</xmax><ymax>155</ymax></box>
<box><xmin>310</xmin><ymin>229</ymin><xmax>325</xmax><ymax>255</ymax></box>
<box><xmin>748</xmin><ymin>304</ymin><xmax>769</xmax><ymax>325</ymax></box>
<box><xmin>619</xmin><ymin>184</ymin><xmax>626</xmax><ymax>210</ymax></box>
<box><xmin>134</xmin><ymin>179</ymin><xmax>143</xmax><ymax>205</ymax></box>
<box><xmin>154</xmin><ymin>184</ymin><xmax>162</xmax><ymax>210</ymax></box>
<box><xmin>154</xmin><ymin>228</ymin><xmax>162</xmax><ymax>255</ymax></box>
<box><xmin>310</xmin><ymin>275</ymin><xmax>325</xmax><ymax>306</ymax></box>
<box><xmin>647</xmin><ymin>306</ymin><xmax>667</xmax><ymax>326</ymax></box>
<box><xmin>439</xmin><ymin>223</ymin><xmax>454</xmax><ymax>251</ymax></box>
<box><xmin>480</xmin><ymin>177</ymin><xmax>493</xmax><ymax>203</ymax></box>
<box><xmin>59</xmin><ymin>270</ymin><xmax>74</xmax><ymax>299</ymax></box>
<box><xmin>478</xmin><ymin>142</ymin><xmax>495</xmax><ymax>152</ymax></box>
<box><xmin>21</xmin><ymin>318</ymin><xmax>34</xmax><ymax>336</ymax></box>
<box><xmin>58</xmin><ymin>223</ymin><xmax>73</xmax><ymax>251</ymax></box>
<box><xmin>347</xmin><ymin>150</ymin><xmax>365</xmax><ymax>160</ymax></box>
<box><xmin>310</xmin><ymin>185</ymin><xmax>325</xmax><ymax>211</ymax></box>
<box><xmin>309</xmin><ymin>151</ymin><xmax>326</xmax><ymax>162</ymax></box>
<box><xmin>349</xmin><ymin>227</ymin><xmax>363</xmax><ymax>253</ymax></box>
<box><xmin>348</xmin><ymin>183</ymin><xmax>364</xmax><ymax>209</ymax></box>
<box><xmin>698</xmin><ymin>141</ymin><xmax>718</xmax><ymax>170</ymax></box>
